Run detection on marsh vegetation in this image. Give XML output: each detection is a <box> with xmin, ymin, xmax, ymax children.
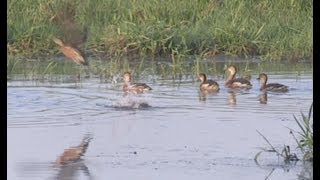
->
<box><xmin>7</xmin><ymin>0</ymin><xmax>312</xmax><ymax>61</ymax></box>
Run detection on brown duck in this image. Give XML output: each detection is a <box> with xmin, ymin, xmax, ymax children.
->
<box><xmin>225</xmin><ymin>65</ymin><xmax>252</xmax><ymax>89</ymax></box>
<box><xmin>257</xmin><ymin>73</ymin><xmax>289</xmax><ymax>92</ymax></box>
<box><xmin>198</xmin><ymin>73</ymin><xmax>220</xmax><ymax>92</ymax></box>
<box><xmin>123</xmin><ymin>72</ymin><xmax>152</xmax><ymax>93</ymax></box>
<box><xmin>52</xmin><ymin>37</ymin><xmax>88</xmax><ymax>65</ymax></box>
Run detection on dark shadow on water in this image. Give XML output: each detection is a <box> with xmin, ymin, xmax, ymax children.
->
<box><xmin>111</xmin><ymin>102</ymin><xmax>152</xmax><ymax>110</ymax></box>
<box><xmin>96</xmin><ymin>94</ymin><xmax>154</xmax><ymax>111</ymax></box>
<box><xmin>103</xmin><ymin>100</ymin><xmax>152</xmax><ymax>111</ymax></box>
<box><xmin>255</xmin><ymin>158</ymin><xmax>313</xmax><ymax>180</ymax></box>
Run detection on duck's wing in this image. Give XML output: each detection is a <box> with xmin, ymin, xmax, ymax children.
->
<box><xmin>132</xmin><ymin>83</ymin><xmax>152</xmax><ymax>90</ymax></box>
<box><xmin>61</xmin><ymin>46</ymin><xmax>87</xmax><ymax>65</ymax></box>
<box><xmin>48</xmin><ymin>2</ymin><xmax>88</xmax><ymax>50</ymax></box>
<box><xmin>226</xmin><ymin>78</ymin><xmax>252</xmax><ymax>88</ymax></box>
<box><xmin>232</xmin><ymin>78</ymin><xmax>252</xmax><ymax>85</ymax></box>
<box><xmin>266</xmin><ymin>83</ymin><xmax>288</xmax><ymax>92</ymax></box>
<box><xmin>206</xmin><ymin>80</ymin><xmax>219</xmax><ymax>86</ymax></box>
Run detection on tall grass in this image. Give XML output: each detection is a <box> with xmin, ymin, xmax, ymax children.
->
<box><xmin>291</xmin><ymin>102</ymin><xmax>313</xmax><ymax>161</ymax></box>
<box><xmin>8</xmin><ymin>0</ymin><xmax>312</xmax><ymax>60</ymax></box>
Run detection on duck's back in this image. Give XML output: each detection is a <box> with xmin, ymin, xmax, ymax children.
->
<box><xmin>266</xmin><ymin>83</ymin><xmax>288</xmax><ymax>92</ymax></box>
<box><xmin>132</xmin><ymin>83</ymin><xmax>152</xmax><ymax>91</ymax></box>
<box><xmin>200</xmin><ymin>80</ymin><xmax>220</xmax><ymax>90</ymax></box>
<box><xmin>227</xmin><ymin>78</ymin><xmax>252</xmax><ymax>88</ymax></box>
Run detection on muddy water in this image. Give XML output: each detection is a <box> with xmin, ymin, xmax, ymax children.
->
<box><xmin>8</xmin><ymin>72</ymin><xmax>312</xmax><ymax>180</ymax></box>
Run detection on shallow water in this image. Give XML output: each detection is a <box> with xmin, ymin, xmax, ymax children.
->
<box><xmin>8</xmin><ymin>71</ymin><xmax>313</xmax><ymax>180</ymax></box>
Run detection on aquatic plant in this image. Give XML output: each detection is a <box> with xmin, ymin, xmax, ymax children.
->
<box><xmin>255</xmin><ymin>102</ymin><xmax>313</xmax><ymax>163</ymax></box>
<box><xmin>290</xmin><ymin>102</ymin><xmax>313</xmax><ymax>161</ymax></box>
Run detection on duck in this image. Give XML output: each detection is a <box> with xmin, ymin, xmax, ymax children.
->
<box><xmin>55</xmin><ymin>135</ymin><xmax>92</xmax><ymax>165</ymax></box>
<box><xmin>123</xmin><ymin>72</ymin><xmax>152</xmax><ymax>93</ymax></box>
<box><xmin>198</xmin><ymin>73</ymin><xmax>220</xmax><ymax>92</ymax></box>
<box><xmin>225</xmin><ymin>65</ymin><xmax>252</xmax><ymax>89</ymax></box>
<box><xmin>52</xmin><ymin>37</ymin><xmax>88</xmax><ymax>65</ymax></box>
<box><xmin>257</xmin><ymin>73</ymin><xmax>289</xmax><ymax>92</ymax></box>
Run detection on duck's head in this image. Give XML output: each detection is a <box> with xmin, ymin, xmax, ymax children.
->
<box><xmin>226</xmin><ymin>65</ymin><xmax>237</xmax><ymax>75</ymax></box>
<box><xmin>52</xmin><ymin>37</ymin><xmax>64</xmax><ymax>47</ymax></box>
<box><xmin>198</xmin><ymin>73</ymin><xmax>207</xmax><ymax>83</ymax></box>
<box><xmin>257</xmin><ymin>73</ymin><xmax>268</xmax><ymax>83</ymax></box>
<box><xmin>123</xmin><ymin>72</ymin><xmax>132</xmax><ymax>82</ymax></box>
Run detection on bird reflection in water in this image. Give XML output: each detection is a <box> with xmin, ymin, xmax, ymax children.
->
<box><xmin>259</xmin><ymin>91</ymin><xmax>268</xmax><ymax>104</ymax></box>
<box><xmin>227</xmin><ymin>90</ymin><xmax>237</xmax><ymax>106</ymax></box>
<box><xmin>198</xmin><ymin>90</ymin><xmax>218</xmax><ymax>102</ymax></box>
<box><xmin>53</xmin><ymin>134</ymin><xmax>93</xmax><ymax>180</ymax></box>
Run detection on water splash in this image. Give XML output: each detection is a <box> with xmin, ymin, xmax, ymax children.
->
<box><xmin>111</xmin><ymin>94</ymin><xmax>152</xmax><ymax>110</ymax></box>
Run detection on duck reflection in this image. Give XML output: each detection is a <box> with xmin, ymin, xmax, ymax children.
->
<box><xmin>54</xmin><ymin>134</ymin><xmax>93</xmax><ymax>180</ymax></box>
<box><xmin>227</xmin><ymin>90</ymin><xmax>237</xmax><ymax>106</ymax></box>
<box><xmin>198</xmin><ymin>90</ymin><xmax>218</xmax><ymax>102</ymax></box>
<box><xmin>259</xmin><ymin>91</ymin><xmax>268</xmax><ymax>104</ymax></box>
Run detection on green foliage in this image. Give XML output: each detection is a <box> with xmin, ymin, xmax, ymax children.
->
<box><xmin>8</xmin><ymin>0</ymin><xmax>312</xmax><ymax>60</ymax></box>
<box><xmin>291</xmin><ymin>102</ymin><xmax>313</xmax><ymax>161</ymax></box>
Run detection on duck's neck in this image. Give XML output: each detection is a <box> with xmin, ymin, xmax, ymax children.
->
<box><xmin>203</xmin><ymin>76</ymin><xmax>207</xmax><ymax>82</ymax></box>
<box><xmin>225</xmin><ymin>73</ymin><xmax>235</xmax><ymax>84</ymax></box>
<box><xmin>123</xmin><ymin>81</ymin><xmax>131</xmax><ymax>91</ymax></box>
<box><xmin>260</xmin><ymin>81</ymin><xmax>267</xmax><ymax>90</ymax></box>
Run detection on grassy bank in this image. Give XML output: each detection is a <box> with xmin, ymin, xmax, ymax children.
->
<box><xmin>7</xmin><ymin>0</ymin><xmax>312</xmax><ymax>61</ymax></box>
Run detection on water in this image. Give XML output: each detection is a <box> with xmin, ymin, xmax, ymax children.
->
<box><xmin>8</xmin><ymin>71</ymin><xmax>313</xmax><ymax>180</ymax></box>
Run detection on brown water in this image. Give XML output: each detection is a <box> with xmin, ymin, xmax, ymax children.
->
<box><xmin>7</xmin><ymin>70</ymin><xmax>313</xmax><ymax>179</ymax></box>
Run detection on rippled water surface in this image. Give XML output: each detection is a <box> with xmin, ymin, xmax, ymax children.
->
<box><xmin>8</xmin><ymin>72</ymin><xmax>313</xmax><ymax>180</ymax></box>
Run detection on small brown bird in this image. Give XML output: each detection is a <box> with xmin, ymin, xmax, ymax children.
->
<box><xmin>123</xmin><ymin>72</ymin><xmax>152</xmax><ymax>94</ymax></box>
<box><xmin>52</xmin><ymin>37</ymin><xmax>88</xmax><ymax>65</ymax></box>
<box><xmin>198</xmin><ymin>73</ymin><xmax>220</xmax><ymax>92</ymax></box>
<box><xmin>225</xmin><ymin>65</ymin><xmax>252</xmax><ymax>89</ymax></box>
<box><xmin>257</xmin><ymin>73</ymin><xmax>289</xmax><ymax>92</ymax></box>
<box><xmin>55</xmin><ymin>135</ymin><xmax>92</xmax><ymax>166</ymax></box>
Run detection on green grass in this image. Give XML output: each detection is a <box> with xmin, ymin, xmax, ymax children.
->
<box><xmin>7</xmin><ymin>0</ymin><xmax>312</xmax><ymax>61</ymax></box>
<box><xmin>291</xmin><ymin>102</ymin><xmax>313</xmax><ymax>161</ymax></box>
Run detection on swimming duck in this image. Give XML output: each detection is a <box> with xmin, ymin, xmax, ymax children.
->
<box><xmin>257</xmin><ymin>73</ymin><xmax>289</xmax><ymax>92</ymax></box>
<box><xmin>225</xmin><ymin>65</ymin><xmax>252</xmax><ymax>89</ymax></box>
<box><xmin>199</xmin><ymin>73</ymin><xmax>220</xmax><ymax>92</ymax></box>
<box><xmin>123</xmin><ymin>72</ymin><xmax>152</xmax><ymax>93</ymax></box>
<box><xmin>52</xmin><ymin>37</ymin><xmax>88</xmax><ymax>65</ymax></box>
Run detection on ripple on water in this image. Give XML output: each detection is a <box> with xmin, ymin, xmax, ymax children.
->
<box><xmin>8</xmin><ymin>73</ymin><xmax>312</xmax><ymax>180</ymax></box>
